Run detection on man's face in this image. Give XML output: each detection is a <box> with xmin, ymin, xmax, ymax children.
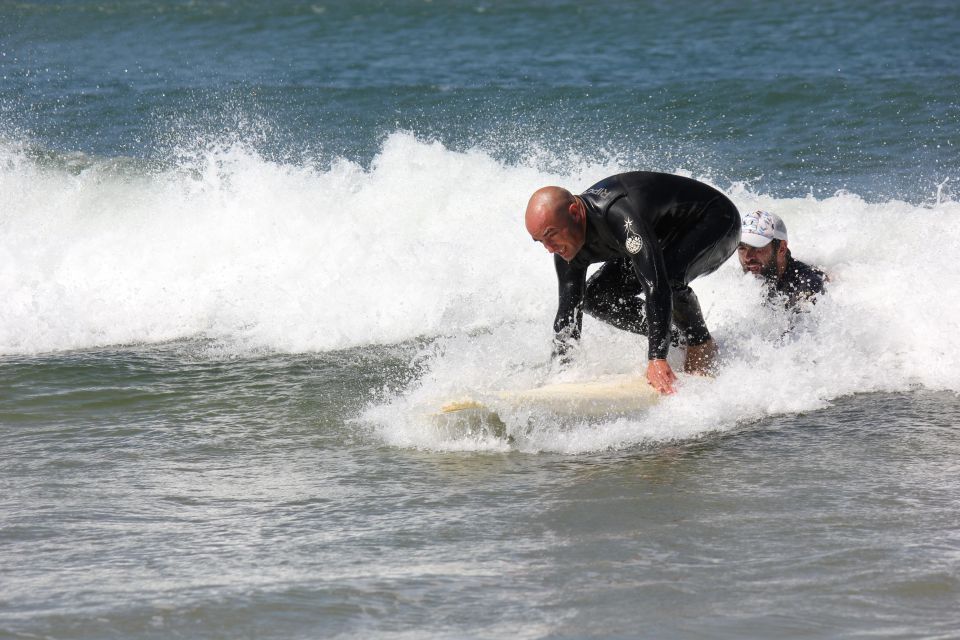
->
<box><xmin>528</xmin><ymin>202</ymin><xmax>586</xmax><ymax>262</ymax></box>
<box><xmin>738</xmin><ymin>242</ymin><xmax>779</xmax><ymax>279</ymax></box>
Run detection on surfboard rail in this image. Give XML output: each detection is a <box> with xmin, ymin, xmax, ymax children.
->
<box><xmin>434</xmin><ymin>374</ymin><xmax>659</xmax><ymax>429</ymax></box>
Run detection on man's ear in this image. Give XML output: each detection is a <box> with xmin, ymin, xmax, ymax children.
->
<box><xmin>569</xmin><ymin>198</ymin><xmax>583</xmax><ymax>222</ymax></box>
<box><xmin>777</xmin><ymin>240</ymin><xmax>789</xmax><ymax>257</ymax></box>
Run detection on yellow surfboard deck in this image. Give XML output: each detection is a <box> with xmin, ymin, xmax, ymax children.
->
<box><xmin>438</xmin><ymin>374</ymin><xmax>659</xmax><ymax>420</ymax></box>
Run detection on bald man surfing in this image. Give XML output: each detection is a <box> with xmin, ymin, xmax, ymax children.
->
<box><xmin>525</xmin><ymin>172</ymin><xmax>740</xmax><ymax>394</ymax></box>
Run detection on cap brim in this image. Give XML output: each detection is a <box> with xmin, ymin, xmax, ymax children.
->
<box><xmin>740</xmin><ymin>232</ymin><xmax>773</xmax><ymax>248</ymax></box>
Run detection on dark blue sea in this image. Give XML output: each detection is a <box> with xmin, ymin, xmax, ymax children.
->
<box><xmin>3</xmin><ymin>2</ymin><xmax>960</xmax><ymax>638</ymax></box>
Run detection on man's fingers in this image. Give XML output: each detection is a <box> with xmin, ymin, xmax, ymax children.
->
<box><xmin>646</xmin><ymin>360</ymin><xmax>677</xmax><ymax>394</ymax></box>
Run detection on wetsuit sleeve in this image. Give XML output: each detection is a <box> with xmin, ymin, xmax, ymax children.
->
<box><xmin>552</xmin><ymin>254</ymin><xmax>587</xmax><ymax>360</ymax></box>
<box><xmin>606</xmin><ymin>200</ymin><xmax>673</xmax><ymax>360</ymax></box>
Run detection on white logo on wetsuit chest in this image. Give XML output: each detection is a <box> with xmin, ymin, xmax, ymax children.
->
<box><xmin>623</xmin><ymin>218</ymin><xmax>643</xmax><ymax>254</ymax></box>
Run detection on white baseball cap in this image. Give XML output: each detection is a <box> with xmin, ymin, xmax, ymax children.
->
<box><xmin>741</xmin><ymin>210</ymin><xmax>788</xmax><ymax>248</ymax></box>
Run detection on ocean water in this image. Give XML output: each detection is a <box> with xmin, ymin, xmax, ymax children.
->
<box><xmin>2</xmin><ymin>1</ymin><xmax>960</xmax><ymax>638</ymax></box>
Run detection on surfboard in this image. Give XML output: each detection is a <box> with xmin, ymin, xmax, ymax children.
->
<box><xmin>434</xmin><ymin>374</ymin><xmax>660</xmax><ymax>436</ymax></box>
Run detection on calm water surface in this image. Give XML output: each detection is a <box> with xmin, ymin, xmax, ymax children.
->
<box><xmin>3</xmin><ymin>349</ymin><xmax>960</xmax><ymax>638</ymax></box>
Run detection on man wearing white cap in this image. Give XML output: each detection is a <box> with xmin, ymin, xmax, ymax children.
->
<box><xmin>738</xmin><ymin>210</ymin><xmax>826</xmax><ymax>307</ymax></box>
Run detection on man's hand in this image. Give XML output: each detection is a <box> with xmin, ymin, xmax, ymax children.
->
<box><xmin>646</xmin><ymin>359</ymin><xmax>677</xmax><ymax>394</ymax></box>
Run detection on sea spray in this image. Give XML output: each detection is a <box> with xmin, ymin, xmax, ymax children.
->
<box><xmin>362</xmin><ymin>172</ymin><xmax>960</xmax><ymax>452</ymax></box>
<box><xmin>0</xmin><ymin>133</ymin><xmax>584</xmax><ymax>353</ymax></box>
<box><xmin>4</xmin><ymin>133</ymin><xmax>960</xmax><ymax>452</ymax></box>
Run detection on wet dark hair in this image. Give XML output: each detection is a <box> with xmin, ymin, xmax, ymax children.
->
<box><xmin>770</xmin><ymin>239</ymin><xmax>791</xmax><ymax>260</ymax></box>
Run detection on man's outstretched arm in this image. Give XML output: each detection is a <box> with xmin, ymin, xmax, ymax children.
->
<box><xmin>606</xmin><ymin>202</ymin><xmax>677</xmax><ymax>393</ymax></box>
<box><xmin>552</xmin><ymin>255</ymin><xmax>586</xmax><ymax>362</ymax></box>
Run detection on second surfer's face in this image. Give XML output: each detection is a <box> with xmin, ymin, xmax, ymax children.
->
<box><xmin>738</xmin><ymin>242</ymin><xmax>778</xmax><ymax>279</ymax></box>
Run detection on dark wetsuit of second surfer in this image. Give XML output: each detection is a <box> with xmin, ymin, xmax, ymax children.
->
<box><xmin>553</xmin><ymin>171</ymin><xmax>741</xmax><ymax>361</ymax></box>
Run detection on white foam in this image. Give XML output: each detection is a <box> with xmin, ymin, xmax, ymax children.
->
<box><xmin>361</xmin><ymin>152</ymin><xmax>960</xmax><ymax>452</ymax></box>
<box><xmin>3</xmin><ymin>134</ymin><xmax>959</xmax><ymax>451</ymax></box>
<box><xmin>0</xmin><ymin>133</ymin><xmax>599</xmax><ymax>353</ymax></box>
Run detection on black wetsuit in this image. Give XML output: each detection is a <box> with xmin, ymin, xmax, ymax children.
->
<box><xmin>768</xmin><ymin>255</ymin><xmax>827</xmax><ymax>309</ymax></box>
<box><xmin>553</xmin><ymin>172</ymin><xmax>740</xmax><ymax>360</ymax></box>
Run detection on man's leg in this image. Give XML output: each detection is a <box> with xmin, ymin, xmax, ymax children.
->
<box><xmin>584</xmin><ymin>260</ymin><xmax>689</xmax><ymax>345</ymax></box>
<box><xmin>582</xmin><ymin>259</ymin><xmax>649</xmax><ymax>334</ymax></box>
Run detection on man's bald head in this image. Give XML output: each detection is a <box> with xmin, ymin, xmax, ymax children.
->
<box><xmin>524</xmin><ymin>186</ymin><xmax>587</xmax><ymax>262</ymax></box>
<box><xmin>524</xmin><ymin>186</ymin><xmax>576</xmax><ymax>235</ymax></box>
